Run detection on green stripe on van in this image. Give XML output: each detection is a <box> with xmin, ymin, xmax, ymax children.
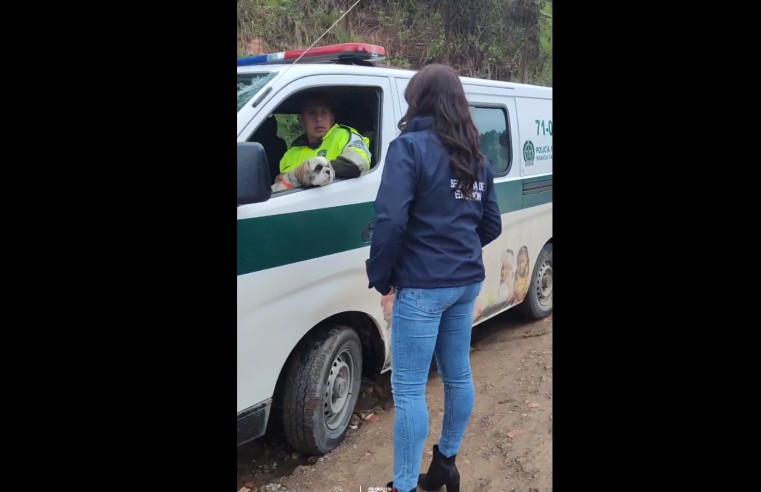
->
<box><xmin>237</xmin><ymin>176</ymin><xmax>552</xmax><ymax>276</ymax></box>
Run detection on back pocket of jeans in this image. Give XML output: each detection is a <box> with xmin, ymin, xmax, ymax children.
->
<box><xmin>416</xmin><ymin>288</ymin><xmax>457</xmax><ymax>313</ymax></box>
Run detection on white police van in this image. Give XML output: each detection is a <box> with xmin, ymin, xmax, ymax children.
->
<box><xmin>237</xmin><ymin>43</ymin><xmax>552</xmax><ymax>455</ymax></box>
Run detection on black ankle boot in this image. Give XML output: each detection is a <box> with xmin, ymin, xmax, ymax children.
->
<box><xmin>386</xmin><ymin>480</ymin><xmax>417</xmax><ymax>492</ymax></box>
<box><xmin>417</xmin><ymin>445</ymin><xmax>460</xmax><ymax>492</ymax></box>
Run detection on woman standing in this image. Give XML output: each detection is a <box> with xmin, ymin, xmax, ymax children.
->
<box><xmin>366</xmin><ymin>64</ymin><xmax>503</xmax><ymax>492</ymax></box>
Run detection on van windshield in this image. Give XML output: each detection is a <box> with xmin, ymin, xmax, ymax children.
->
<box><xmin>237</xmin><ymin>72</ymin><xmax>275</xmax><ymax>112</ymax></box>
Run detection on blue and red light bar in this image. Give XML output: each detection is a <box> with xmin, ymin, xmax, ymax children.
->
<box><xmin>237</xmin><ymin>43</ymin><xmax>386</xmax><ymax>67</ymax></box>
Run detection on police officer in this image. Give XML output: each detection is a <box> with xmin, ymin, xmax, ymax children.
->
<box><xmin>279</xmin><ymin>94</ymin><xmax>371</xmax><ymax>179</ymax></box>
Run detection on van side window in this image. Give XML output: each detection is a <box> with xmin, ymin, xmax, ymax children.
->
<box><xmin>248</xmin><ymin>86</ymin><xmax>382</xmax><ymax>196</ymax></box>
<box><xmin>470</xmin><ymin>107</ymin><xmax>511</xmax><ymax>176</ymax></box>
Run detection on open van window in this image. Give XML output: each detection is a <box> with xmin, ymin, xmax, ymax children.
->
<box><xmin>237</xmin><ymin>72</ymin><xmax>275</xmax><ymax>112</ymax></box>
<box><xmin>247</xmin><ymin>85</ymin><xmax>382</xmax><ymax>194</ymax></box>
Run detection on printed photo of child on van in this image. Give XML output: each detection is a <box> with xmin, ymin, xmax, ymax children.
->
<box><xmin>513</xmin><ymin>246</ymin><xmax>530</xmax><ymax>304</ymax></box>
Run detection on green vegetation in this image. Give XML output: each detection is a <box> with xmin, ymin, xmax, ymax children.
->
<box><xmin>237</xmin><ymin>0</ymin><xmax>552</xmax><ymax>86</ymax></box>
<box><xmin>274</xmin><ymin>114</ymin><xmax>302</xmax><ymax>146</ymax></box>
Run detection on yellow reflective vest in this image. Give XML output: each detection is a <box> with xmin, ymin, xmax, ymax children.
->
<box><xmin>280</xmin><ymin>124</ymin><xmax>371</xmax><ymax>176</ymax></box>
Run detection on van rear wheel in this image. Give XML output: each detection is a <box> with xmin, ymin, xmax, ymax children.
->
<box><xmin>521</xmin><ymin>242</ymin><xmax>553</xmax><ymax>319</ymax></box>
<box><xmin>282</xmin><ymin>326</ymin><xmax>362</xmax><ymax>455</ymax></box>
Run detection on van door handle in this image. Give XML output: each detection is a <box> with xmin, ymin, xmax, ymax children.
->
<box><xmin>362</xmin><ymin>219</ymin><xmax>377</xmax><ymax>242</ymax></box>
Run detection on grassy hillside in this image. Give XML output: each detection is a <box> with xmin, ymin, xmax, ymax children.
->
<box><xmin>237</xmin><ymin>0</ymin><xmax>552</xmax><ymax>86</ymax></box>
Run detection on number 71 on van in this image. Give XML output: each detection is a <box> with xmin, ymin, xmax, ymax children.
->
<box><xmin>535</xmin><ymin>119</ymin><xmax>552</xmax><ymax>136</ymax></box>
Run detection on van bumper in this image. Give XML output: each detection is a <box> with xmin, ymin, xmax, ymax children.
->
<box><xmin>236</xmin><ymin>399</ymin><xmax>272</xmax><ymax>446</ymax></box>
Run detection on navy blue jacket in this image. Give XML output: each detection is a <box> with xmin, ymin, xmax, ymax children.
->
<box><xmin>367</xmin><ymin>116</ymin><xmax>502</xmax><ymax>295</ymax></box>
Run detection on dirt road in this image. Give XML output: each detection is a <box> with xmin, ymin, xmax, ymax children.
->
<box><xmin>237</xmin><ymin>310</ymin><xmax>553</xmax><ymax>492</ymax></box>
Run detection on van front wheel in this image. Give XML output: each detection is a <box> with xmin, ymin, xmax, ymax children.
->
<box><xmin>282</xmin><ymin>326</ymin><xmax>363</xmax><ymax>455</ymax></box>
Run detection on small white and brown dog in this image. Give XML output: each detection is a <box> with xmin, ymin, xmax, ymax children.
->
<box><xmin>271</xmin><ymin>156</ymin><xmax>335</xmax><ymax>192</ymax></box>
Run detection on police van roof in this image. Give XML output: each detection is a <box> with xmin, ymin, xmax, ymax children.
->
<box><xmin>235</xmin><ymin>44</ymin><xmax>552</xmax><ymax>99</ymax></box>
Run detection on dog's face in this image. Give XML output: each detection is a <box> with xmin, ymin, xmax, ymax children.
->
<box><xmin>299</xmin><ymin>156</ymin><xmax>334</xmax><ymax>187</ymax></box>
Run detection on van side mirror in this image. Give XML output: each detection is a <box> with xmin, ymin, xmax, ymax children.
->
<box><xmin>237</xmin><ymin>142</ymin><xmax>272</xmax><ymax>205</ymax></box>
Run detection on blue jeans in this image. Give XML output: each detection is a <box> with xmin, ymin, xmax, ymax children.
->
<box><xmin>391</xmin><ymin>282</ymin><xmax>482</xmax><ymax>491</ymax></box>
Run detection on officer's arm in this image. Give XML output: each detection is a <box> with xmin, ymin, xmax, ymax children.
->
<box><xmin>331</xmin><ymin>131</ymin><xmax>371</xmax><ymax>179</ymax></box>
<box><xmin>477</xmin><ymin>162</ymin><xmax>502</xmax><ymax>248</ymax></box>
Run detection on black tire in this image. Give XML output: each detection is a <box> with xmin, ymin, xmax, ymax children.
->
<box><xmin>520</xmin><ymin>242</ymin><xmax>553</xmax><ymax>320</ymax></box>
<box><xmin>282</xmin><ymin>326</ymin><xmax>363</xmax><ymax>455</ymax></box>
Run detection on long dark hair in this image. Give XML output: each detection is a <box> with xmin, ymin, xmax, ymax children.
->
<box><xmin>399</xmin><ymin>64</ymin><xmax>485</xmax><ymax>197</ymax></box>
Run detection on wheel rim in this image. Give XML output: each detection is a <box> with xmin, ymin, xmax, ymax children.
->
<box><xmin>536</xmin><ymin>257</ymin><xmax>553</xmax><ymax>308</ymax></box>
<box><xmin>324</xmin><ymin>348</ymin><xmax>355</xmax><ymax>430</ymax></box>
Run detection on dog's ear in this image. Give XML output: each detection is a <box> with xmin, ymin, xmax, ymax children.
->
<box><xmin>293</xmin><ymin>161</ymin><xmax>312</xmax><ymax>185</ymax></box>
